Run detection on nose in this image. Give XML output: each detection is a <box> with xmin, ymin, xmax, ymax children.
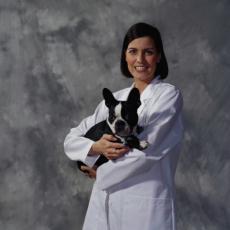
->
<box><xmin>115</xmin><ymin>120</ymin><xmax>126</xmax><ymax>132</ymax></box>
<box><xmin>137</xmin><ymin>52</ymin><xmax>144</xmax><ymax>63</ymax></box>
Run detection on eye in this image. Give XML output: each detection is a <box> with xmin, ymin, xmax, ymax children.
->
<box><xmin>108</xmin><ymin>111</ymin><xmax>116</xmax><ymax>123</ymax></box>
<box><xmin>127</xmin><ymin>48</ymin><xmax>137</xmax><ymax>55</ymax></box>
<box><xmin>111</xmin><ymin>114</ymin><xmax>116</xmax><ymax>120</ymax></box>
<box><xmin>144</xmin><ymin>49</ymin><xmax>157</xmax><ymax>56</ymax></box>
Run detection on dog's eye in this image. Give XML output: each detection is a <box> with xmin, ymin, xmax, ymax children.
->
<box><xmin>109</xmin><ymin>111</ymin><xmax>116</xmax><ymax>123</ymax></box>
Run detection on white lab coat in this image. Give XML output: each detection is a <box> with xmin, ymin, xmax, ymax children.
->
<box><xmin>64</xmin><ymin>77</ymin><xmax>184</xmax><ymax>230</ymax></box>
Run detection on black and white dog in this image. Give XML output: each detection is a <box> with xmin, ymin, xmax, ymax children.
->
<box><xmin>77</xmin><ymin>87</ymin><xmax>148</xmax><ymax>171</ymax></box>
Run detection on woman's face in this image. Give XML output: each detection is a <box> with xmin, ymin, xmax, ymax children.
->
<box><xmin>125</xmin><ymin>36</ymin><xmax>160</xmax><ymax>84</ymax></box>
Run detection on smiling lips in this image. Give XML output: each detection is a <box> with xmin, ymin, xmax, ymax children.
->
<box><xmin>135</xmin><ymin>66</ymin><xmax>148</xmax><ymax>72</ymax></box>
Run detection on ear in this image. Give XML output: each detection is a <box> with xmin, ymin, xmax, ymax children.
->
<box><xmin>103</xmin><ymin>88</ymin><xmax>118</xmax><ymax>108</ymax></box>
<box><xmin>127</xmin><ymin>88</ymin><xmax>141</xmax><ymax>108</ymax></box>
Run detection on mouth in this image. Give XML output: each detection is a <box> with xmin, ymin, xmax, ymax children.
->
<box><xmin>134</xmin><ymin>65</ymin><xmax>148</xmax><ymax>72</ymax></box>
<box><xmin>115</xmin><ymin>127</ymin><xmax>131</xmax><ymax>137</ymax></box>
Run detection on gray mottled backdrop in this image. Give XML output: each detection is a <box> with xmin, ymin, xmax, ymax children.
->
<box><xmin>0</xmin><ymin>0</ymin><xmax>229</xmax><ymax>229</ymax></box>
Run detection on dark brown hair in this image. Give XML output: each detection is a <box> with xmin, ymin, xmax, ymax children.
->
<box><xmin>120</xmin><ymin>22</ymin><xmax>168</xmax><ymax>79</ymax></box>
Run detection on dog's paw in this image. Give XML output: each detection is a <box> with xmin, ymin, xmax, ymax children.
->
<box><xmin>139</xmin><ymin>140</ymin><xmax>148</xmax><ymax>150</ymax></box>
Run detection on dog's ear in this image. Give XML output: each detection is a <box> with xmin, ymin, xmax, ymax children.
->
<box><xmin>127</xmin><ymin>87</ymin><xmax>141</xmax><ymax>108</ymax></box>
<box><xmin>103</xmin><ymin>88</ymin><xmax>118</xmax><ymax>108</ymax></box>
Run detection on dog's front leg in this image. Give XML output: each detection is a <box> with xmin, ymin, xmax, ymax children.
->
<box><xmin>125</xmin><ymin>135</ymin><xmax>148</xmax><ymax>150</ymax></box>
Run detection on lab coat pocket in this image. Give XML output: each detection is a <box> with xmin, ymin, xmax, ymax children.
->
<box><xmin>121</xmin><ymin>195</ymin><xmax>174</xmax><ymax>230</ymax></box>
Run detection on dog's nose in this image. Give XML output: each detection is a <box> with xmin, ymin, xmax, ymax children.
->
<box><xmin>115</xmin><ymin>120</ymin><xmax>126</xmax><ymax>132</ymax></box>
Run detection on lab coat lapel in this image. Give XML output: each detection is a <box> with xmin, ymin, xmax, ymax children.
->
<box><xmin>138</xmin><ymin>76</ymin><xmax>161</xmax><ymax>116</ymax></box>
<box><xmin>117</xmin><ymin>76</ymin><xmax>161</xmax><ymax>116</ymax></box>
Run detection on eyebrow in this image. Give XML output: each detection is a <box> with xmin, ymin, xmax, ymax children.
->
<box><xmin>127</xmin><ymin>47</ymin><xmax>156</xmax><ymax>50</ymax></box>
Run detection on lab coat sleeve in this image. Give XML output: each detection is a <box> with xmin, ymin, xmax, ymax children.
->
<box><xmin>64</xmin><ymin>100</ymin><xmax>107</xmax><ymax>167</ymax></box>
<box><xmin>96</xmin><ymin>87</ymin><xmax>183</xmax><ymax>190</ymax></box>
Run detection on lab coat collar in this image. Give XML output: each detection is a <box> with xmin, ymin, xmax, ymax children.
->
<box><xmin>116</xmin><ymin>75</ymin><xmax>161</xmax><ymax>118</ymax></box>
<box><xmin>131</xmin><ymin>75</ymin><xmax>162</xmax><ymax>103</ymax></box>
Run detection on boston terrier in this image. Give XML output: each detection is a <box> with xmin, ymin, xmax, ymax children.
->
<box><xmin>77</xmin><ymin>87</ymin><xmax>148</xmax><ymax>172</ymax></box>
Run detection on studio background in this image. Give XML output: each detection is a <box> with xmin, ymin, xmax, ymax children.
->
<box><xmin>0</xmin><ymin>0</ymin><xmax>229</xmax><ymax>229</ymax></box>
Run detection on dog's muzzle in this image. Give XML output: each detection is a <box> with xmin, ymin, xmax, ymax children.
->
<box><xmin>114</xmin><ymin>119</ymin><xmax>130</xmax><ymax>136</ymax></box>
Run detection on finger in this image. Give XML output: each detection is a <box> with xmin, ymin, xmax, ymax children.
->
<box><xmin>105</xmin><ymin>153</ymin><xmax>118</xmax><ymax>160</ymax></box>
<box><xmin>80</xmin><ymin>165</ymin><xmax>90</xmax><ymax>172</ymax></box>
<box><xmin>87</xmin><ymin>168</ymin><xmax>96</xmax><ymax>174</ymax></box>
<box><xmin>107</xmin><ymin>153</ymin><xmax>125</xmax><ymax>160</ymax></box>
<box><xmin>119</xmin><ymin>148</ymin><xmax>130</xmax><ymax>155</ymax></box>
<box><xmin>104</xmin><ymin>146</ymin><xmax>129</xmax><ymax>159</ymax></box>
<box><xmin>80</xmin><ymin>165</ymin><xmax>88</xmax><ymax>171</ymax></box>
<box><xmin>89</xmin><ymin>171</ymin><xmax>96</xmax><ymax>179</ymax></box>
<box><xmin>102</xmin><ymin>152</ymin><xmax>110</xmax><ymax>160</ymax></box>
<box><xmin>105</xmin><ymin>149</ymin><xmax>125</xmax><ymax>159</ymax></box>
<box><xmin>92</xmin><ymin>165</ymin><xmax>98</xmax><ymax>170</ymax></box>
<box><xmin>102</xmin><ymin>134</ymin><xmax>117</xmax><ymax>141</ymax></box>
<box><xmin>110</xmin><ymin>142</ymin><xmax>127</xmax><ymax>149</ymax></box>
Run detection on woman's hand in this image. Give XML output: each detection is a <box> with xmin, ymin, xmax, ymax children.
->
<box><xmin>80</xmin><ymin>165</ymin><xmax>97</xmax><ymax>179</ymax></box>
<box><xmin>90</xmin><ymin>134</ymin><xmax>129</xmax><ymax>160</ymax></box>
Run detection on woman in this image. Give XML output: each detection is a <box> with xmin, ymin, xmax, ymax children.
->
<box><xmin>64</xmin><ymin>22</ymin><xmax>183</xmax><ymax>230</ymax></box>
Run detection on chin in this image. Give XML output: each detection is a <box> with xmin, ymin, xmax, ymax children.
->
<box><xmin>134</xmin><ymin>73</ymin><xmax>154</xmax><ymax>82</ymax></box>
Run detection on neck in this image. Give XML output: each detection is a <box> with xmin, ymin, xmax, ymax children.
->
<box><xmin>134</xmin><ymin>79</ymin><xmax>152</xmax><ymax>94</ymax></box>
<box><xmin>134</xmin><ymin>84</ymin><xmax>146</xmax><ymax>94</ymax></box>
<box><xmin>134</xmin><ymin>75</ymin><xmax>159</xmax><ymax>93</ymax></box>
